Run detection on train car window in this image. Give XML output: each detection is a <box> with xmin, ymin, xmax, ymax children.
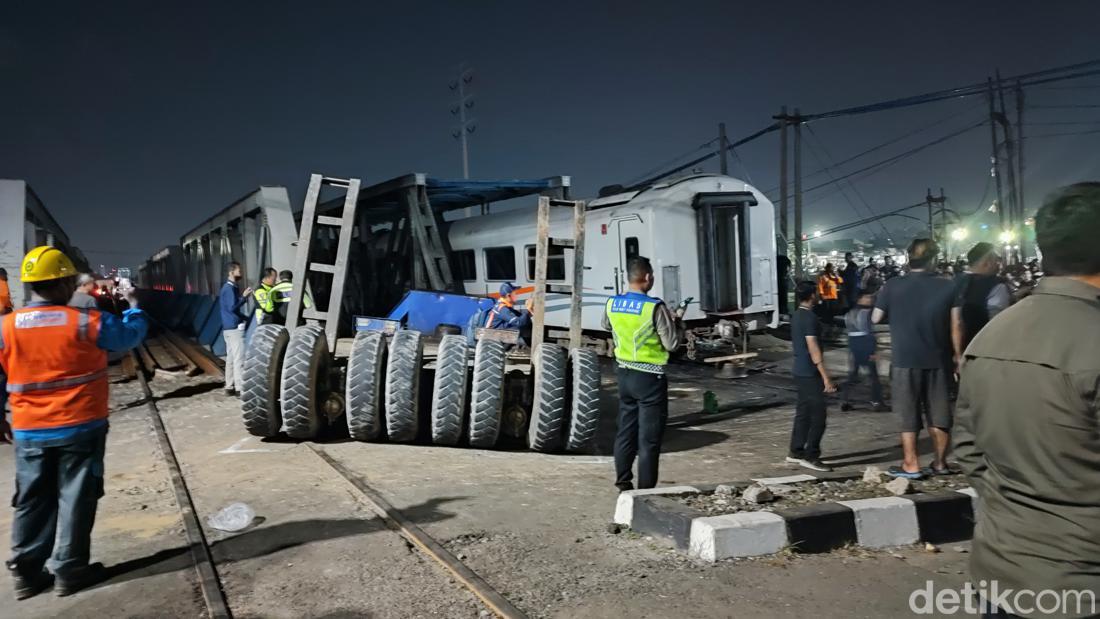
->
<box><xmin>625</xmin><ymin>237</ymin><xmax>640</xmax><ymax>260</ymax></box>
<box><xmin>453</xmin><ymin>250</ymin><xmax>477</xmax><ymax>281</ymax></box>
<box><xmin>484</xmin><ymin>246</ymin><xmax>516</xmax><ymax>281</ymax></box>
<box><xmin>525</xmin><ymin>245</ymin><xmax>566</xmax><ymax>281</ymax></box>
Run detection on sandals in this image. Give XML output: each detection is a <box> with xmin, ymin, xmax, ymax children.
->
<box><xmin>928</xmin><ymin>462</ymin><xmax>960</xmax><ymax>476</ymax></box>
<box><xmin>887</xmin><ymin>465</ymin><xmax>928</xmax><ymax>480</ymax></box>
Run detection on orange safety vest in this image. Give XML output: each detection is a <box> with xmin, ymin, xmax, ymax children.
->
<box><xmin>0</xmin><ymin>305</ymin><xmax>108</xmax><ymax>431</ymax></box>
<box><xmin>817</xmin><ymin>274</ymin><xmax>843</xmax><ymax>301</ymax></box>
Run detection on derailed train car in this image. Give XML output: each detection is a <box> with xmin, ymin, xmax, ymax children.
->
<box><xmin>447</xmin><ymin>174</ymin><xmax>779</xmax><ymax>338</ymax></box>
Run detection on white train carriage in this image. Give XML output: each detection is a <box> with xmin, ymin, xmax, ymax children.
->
<box><xmin>447</xmin><ymin>174</ymin><xmax>779</xmax><ymax>334</ymax></box>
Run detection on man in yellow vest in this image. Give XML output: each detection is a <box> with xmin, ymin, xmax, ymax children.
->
<box><xmin>252</xmin><ymin>268</ymin><xmax>278</xmax><ymax>325</ymax></box>
<box><xmin>0</xmin><ymin>247</ymin><xmax>147</xmax><ymax>599</ymax></box>
<box><xmin>269</xmin><ymin>270</ymin><xmax>311</xmax><ymax>326</ymax></box>
<box><xmin>602</xmin><ymin>256</ymin><xmax>684</xmax><ymax>491</ymax></box>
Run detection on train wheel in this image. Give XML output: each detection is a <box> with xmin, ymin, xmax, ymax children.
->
<box><xmin>565</xmin><ymin>348</ymin><xmax>601</xmax><ymax>453</ymax></box>
<box><xmin>345</xmin><ymin>331</ymin><xmax>386</xmax><ymax>441</ymax></box>
<box><xmin>528</xmin><ymin>343</ymin><xmax>567</xmax><ymax>452</ymax></box>
<box><xmin>385</xmin><ymin>330</ymin><xmax>423</xmax><ymax>442</ymax></box>
<box><xmin>240</xmin><ymin>324</ymin><xmax>289</xmax><ymax>437</ymax></box>
<box><xmin>430</xmin><ymin>334</ymin><xmax>469</xmax><ymax>446</ymax></box>
<box><xmin>280</xmin><ymin>325</ymin><xmax>329</xmax><ymax>440</ymax></box>
<box><xmin>467</xmin><ymin>339</ymin><xmax>506</xmax><ymax>448</ymax></box>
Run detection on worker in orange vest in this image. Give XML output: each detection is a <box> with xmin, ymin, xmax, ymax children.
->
<box><xmin>0</xmin><ymin>247</ymin><xmax>147</xmax><ymax>600</ymax></box>
<box><xmin>816</xmin><ymin>263</ymin><xmax>844</xmax><ymax>339</ymax></box>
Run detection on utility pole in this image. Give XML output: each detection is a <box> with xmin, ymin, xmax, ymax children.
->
<box><xmin>793</xmin><ymin>108</ymin><xmax>804</xmax><ymax>280</ymax></box>
<box><xmin>718</xmin><ymin>122</ymin><xmax>729</xmax><ymax>175</ymax></box>
<box><xmin>449</xmin><ymin>65</ymin><xmax>476</xmax><ymax>180</ymax></box>
<box><xmin>1016</xmin><ymin>80</ymin><xmax>1027</xmax><ymax>257</ymax></box>
<box><xmin>926</xmin><ymin>188</ymin><xmax>947</xmax><ymax>247</ymax></box>
<box><xmin>996</xmin><ymin>71</ymin><xmax>1018</xmax><ymax>231</ymax></box>
<box><xmin>986</xmin><ymin>78</ymin><xmax>1006</xmax><ymax>229</ymax></box>
<box><xmin>778</xmin><ymin>107</ymin><xmax>789</xmax><ymax>252</ymax></box>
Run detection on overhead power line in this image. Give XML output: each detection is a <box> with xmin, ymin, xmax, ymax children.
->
<box><xmin>801</xmin><ymin>58</ymin><xmax>1100</xmax><ymax>121</ymax></box>
<box><xmin>1029</xmin><ymin>104</ymin><xmax>1100</xmax><ymax>109</ymax></box>
<box><xmin>763</xmin><ymin>103</ymin><xmax>984</xmax><ymax>194</ymax></box>
<box><xmin>624</xmin><ymin>122</ymin><xmax>779</xmax><ymax>190</ymax></box>
<box><xmin>1027</xmin><ymin>127</ymin><xmax>1100</xmax><ymax>139</ymax></box>
<box><xmin>775</xmin><ymin>120</ymin><xmax>986</xmax><ymax>198</ymax></box>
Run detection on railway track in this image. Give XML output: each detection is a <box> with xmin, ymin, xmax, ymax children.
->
<box><xmin>132</xmin><ymin>339</ymin><xmax>526</xmax><ymax>618</ymax></box>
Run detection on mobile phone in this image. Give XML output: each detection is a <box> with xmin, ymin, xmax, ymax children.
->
<box><xmin>677</xmin><ymin>297</ymin><xmax>694</xmax><ymax>310</ymax></box>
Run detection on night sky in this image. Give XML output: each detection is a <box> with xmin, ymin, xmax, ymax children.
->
<box><xmin>2</xmin><ymin>1</ymin><xmax>1099</xmax><ymax>271</ymax></box>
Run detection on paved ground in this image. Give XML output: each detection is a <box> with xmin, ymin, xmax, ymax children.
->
<box><xmin>0</xmin><ymin>333</ymin><xmax>975</xmax><ymax>618</ymax></box>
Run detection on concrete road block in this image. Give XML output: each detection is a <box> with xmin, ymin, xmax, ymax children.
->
<box><xmin>688</xmin><ymin>512</ymin><xmax>788</xmax><ymax>562</ymax></box>
<box><xmin>837</xmin><ymin>496</ymin><xmax>919</xmax><ymax>548</ymax></box>
<box><xmin>613</xmin><ymin>486</ymin><xmax>699</xmax><ymax>526</ymax></box>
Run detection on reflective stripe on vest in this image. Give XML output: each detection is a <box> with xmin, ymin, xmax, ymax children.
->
<box><xmin>0</xmin><ymin>306</ymin><xmax>109</xmax><ymax>430</ymax></box>
<box><xmin>7</xmin><ymin>368</ymin><xmax>109</xmax><ymax>393</ymax></box>
<box><xmin>605</xmin><ymin>293</ymin><xmax>669</xmax><ymax>367</ymax></box>
<box><xmin>270</xmin><ymin>281</ymin><xmax>311</xmax><ymax>308</ymax></box>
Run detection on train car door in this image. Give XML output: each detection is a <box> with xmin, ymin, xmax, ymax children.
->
<box><xmin>611</xmin><ymin>214</ymin><xmax>645</xmax><ymax>294</ymax></box>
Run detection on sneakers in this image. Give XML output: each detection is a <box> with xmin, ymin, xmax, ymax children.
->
<box><xmin>55</xmin><ymin>563</ymin><xmax>107</xmax><ymax>597</ymax></box>
<box><xmin>614</xmin><ymin>482</ymin><xmax>634</xmax><ymax>493</ymax></box>
<box><xmin>224</xmin><ymin>388</ymin><xmax>239</xmax><ymax>397</ymax></box>
<box><xmin>798</xmin><ymin>458</ymin><xmax>833</xmax><ymax>472</ymax></box>
<box><xmin>871</xmin><ymin>401</ymin><xmax>889</xmax><ymax>412</ymax></box>
<box><xmin>9</xmin><ymin>565</ymin><xmax>53</xmax><ymax>601</ymax></box>
<box><xmin>786</xmin><ymin>455</ymin><xmax>833</xmax><ymax>472</ymax></box>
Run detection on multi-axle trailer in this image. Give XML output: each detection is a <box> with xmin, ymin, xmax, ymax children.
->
<box><xmin>233</xmin><ymin>172</ymin><xmax>777</xmax><ymax>451</ymax></box>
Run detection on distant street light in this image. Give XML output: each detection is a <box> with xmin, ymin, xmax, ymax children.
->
<box><xmin>999</xmin><ymin>230</ymin><xmax>1016</xmax><ymax>244</ymax></box>
<box><xmin>813</xmin><ymin>230</ymin><xmax>822</xmax><ymax>238</ymax></box>
<box><xmin>950</xmin><ymin>227</ymin><xmax>969</xmax><ymax>241</ymax></box>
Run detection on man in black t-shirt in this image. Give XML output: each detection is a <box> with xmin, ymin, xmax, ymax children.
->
<box><xmin>873</xmin><ymin>238</ymin><xmax>956</xmax><ymax>479</ymax></box>
<box><xmin>787</xmin><ymin>281</ymin><xmax>837</xmax><ymax>472</ymax></box>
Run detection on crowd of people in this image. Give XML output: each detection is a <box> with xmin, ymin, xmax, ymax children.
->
<box><xmin>788</xmin><ymin>182</ymin><xmax>1099</xmax><ymax>614</ymax></box>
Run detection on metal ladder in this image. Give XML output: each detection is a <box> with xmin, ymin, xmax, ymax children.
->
<box><xmin>286</xmin><ymin>173</ymin><xmax>362</xmax><ymax>351</ymax></box>
<box><xmin>403</xmin><ymin>185</ymin><xmax>455</xmax><ymax>292</ymax></box>
<box><xmin>530</xmin><ymin>196</ymin><xmax>587</xmax><ymax>352</ymax></box>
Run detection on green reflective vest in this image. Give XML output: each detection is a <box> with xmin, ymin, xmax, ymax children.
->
<box><xmin>270</xmin><ymin>280</ymin><xmax>311</xmax><ymax>308</ymax></box>
<box><xmin>605</xmin><ymin>292</ymin><xmax>668</xmax><ymax>367</ymax></box>
<box><xmin>253</xmin><ymin>283</ymin><xmax>274</xmax><ymax>323</ymax></box>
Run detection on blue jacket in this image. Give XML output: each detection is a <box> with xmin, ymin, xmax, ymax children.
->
<box><xmin>219</xmin><ymin>280</ymin><xmax>248</xmax><ymax>330</ymax></box>
<box><xmin>485</xmin><ymin>300</ymin><xmax>530</xmax><ymax>330</ymax></box>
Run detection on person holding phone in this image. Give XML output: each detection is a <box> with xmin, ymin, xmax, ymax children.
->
<box><xmin>786</xmin><ymin>280</ymin><xmax>837</xmax><ymax>472</ymax></box>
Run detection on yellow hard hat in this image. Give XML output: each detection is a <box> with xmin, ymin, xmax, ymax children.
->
<box><xmin>21</xmin><ymin>246</ymin><xmax>77</xmax><ymax>283</ymax></box>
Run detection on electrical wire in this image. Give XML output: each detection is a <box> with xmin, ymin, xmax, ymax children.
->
<box><xmin>625</xmin><ymin>138</ymin><xmax>718</xmax><ymax>187</ymax></box>
<box><xmin>763</xmin><ymin>103</ymin><xmax>984</xmax><ymax>194</ymax></box>
<box><xmin>803</xmin><ymin>125</ymin><xmax>892</xmax><ymax>238</ymax></box>
<box><xmin>797</xmin><ymin>120</ymin><xmax>987</xmax><ymax>195</ymax></box>
<box><xmin>1028</xmin><ymin>104</ymin><xmax>1100</xmax><ymax>109</ymax></box>
<box><xmin>1026</xmin><ymin>127</ymin><xmax>1100</xmax><ymax>138</ymax></box>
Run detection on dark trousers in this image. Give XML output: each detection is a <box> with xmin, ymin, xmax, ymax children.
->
<box><xmin>614</xmin><ymin>367</ymin><xmax>668</xmax><ymax>489</ymax></box>
<box><xmin>9</xmin><ymin>426</ymin><xmax>107</xmax><ymax>577</ymax></box>
<box><xmin>843</xmin><ymin>335</ymin><xmax>883</xmax><ymax>403</ymax></box>
<box><xmin>789</xmin><ymin>375</ymin><xmax>827</xmax><ymax>460</ymax></box>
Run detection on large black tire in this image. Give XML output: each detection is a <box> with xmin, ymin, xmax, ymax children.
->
<box><xmin>431</xmin><ymin>335</ymin><xmax>469</xmax><ymax>446</ymax></box>
<box><xmin>280</xmin><ymin>325</ymin><xmax>329</xmax><ymax>440</ymax></box>
<box><xmin>345</xmin><ymin>331</ymin><xmax>386</xmax><ymax>441</ymax></box>
<box><xmin>565</xmin><ymin>348</ymin><xmax>601</xmax><ymax>453</ymax></box>
<box><xmin>467</xmin><ymin>339</ymin><xmax>506</xmax><ymax>448</ymax></box>
<box><xmin>385</xmin><ymin>330</ymin><xmax>423</xmax><ymax>442</ymax></box>
<box><xmin>241</xmin><ymin>324</ymin><xmax>289</xmax><ymax>437</ymax></box>
<box><xmin>527</xmin><ymin>343</ymin><xmax>567</xmax><ymax>452</ymax></box>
